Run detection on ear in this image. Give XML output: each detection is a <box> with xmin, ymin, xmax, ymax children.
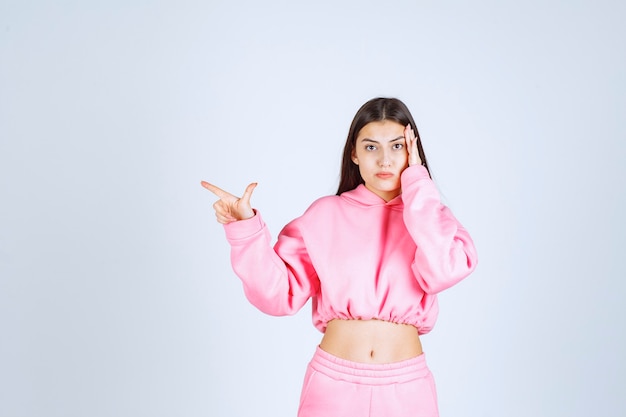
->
<box><xmin>351</xmin><ymin>150</ymin><xmax>359</xmax><ymax>165</ymax></box>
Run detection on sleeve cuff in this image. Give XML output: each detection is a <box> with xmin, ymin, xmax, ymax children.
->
<box><xmin>401</xmin><ymin>164</ymin><xmax>430</xmax><ymax>184</ymax></box>
<box><xmin>224</xmin><ymin>210</ymin><xmax>265</xmax><ymax>241</ymax></box>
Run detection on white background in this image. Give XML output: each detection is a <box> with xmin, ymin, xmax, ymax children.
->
<box><xmin>1</xmin><ymin>1</ymin><xmax>625</xmax><ymax>416</ymax></box>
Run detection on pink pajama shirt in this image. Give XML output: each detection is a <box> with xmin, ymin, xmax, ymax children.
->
<box><xmin>223</xmin><ymin>164</ymin><xmax>477</xmax><ymax>415</ymax></box>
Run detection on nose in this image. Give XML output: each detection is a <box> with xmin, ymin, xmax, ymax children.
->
<box><xmin>379</xmin><ymin>151</ymin><xmax>391</xmax><ymax>168</ymax></box>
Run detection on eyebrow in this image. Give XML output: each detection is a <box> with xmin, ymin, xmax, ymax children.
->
<box><xmin>360</xmin><ymin>136</ymin><xmax>405</xmax><ymax>143</ymax></box>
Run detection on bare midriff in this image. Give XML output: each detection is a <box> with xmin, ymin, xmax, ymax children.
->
<box><xmin>319</xmin><ymin>319</ymin><xmax>423</xmax><ymax>364</ymax></box>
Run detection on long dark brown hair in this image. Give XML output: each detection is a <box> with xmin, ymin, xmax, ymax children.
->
<box><xmin>336</xmin><ymin>97</ymin><xmax>431</xmax><ymax>195</ymax></box>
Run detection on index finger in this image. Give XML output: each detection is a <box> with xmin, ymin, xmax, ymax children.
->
<box><xmin>200</xmin><ymin>181</ymin><xmax>231</xmax><ymax>199</ymax></box>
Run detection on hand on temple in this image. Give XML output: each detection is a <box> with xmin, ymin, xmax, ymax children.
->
<box><xmin>404</xmin><ymin>124</ymin><xmax>422</xmax><ymax>167</ymax></box>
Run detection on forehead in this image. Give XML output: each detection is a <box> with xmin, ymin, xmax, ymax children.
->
<box><xmin>356</xmin><ymin>120</ymin><xmax>405</xmax><ymax>141</ymax></box>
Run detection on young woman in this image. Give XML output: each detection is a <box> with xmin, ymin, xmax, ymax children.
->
<box><xmin>202</xmin><ymin>97</ymin><xmax>477</xmax><ymax>417</ymax></box>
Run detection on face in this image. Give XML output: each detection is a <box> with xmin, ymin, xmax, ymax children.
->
<box><xmin>352</xmin><ymin>120</ymin><xmax>408</xmax><ymax>201</ymax></box>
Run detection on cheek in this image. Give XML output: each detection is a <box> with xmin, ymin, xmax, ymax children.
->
<box><xmin>395</xmin><ymin>152</ymin><xmax>409</xmax><ymax>166</ymax></box>
<box><xmin>356</xmin><ymin>163</ymin><xmax>369</xmax><ymax>178</ymax></box>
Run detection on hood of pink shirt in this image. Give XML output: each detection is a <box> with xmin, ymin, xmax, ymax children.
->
<box><xmin>339</xmin><ymin>184</ymin><xmax>404</xmax><ymax>207</ymax></box>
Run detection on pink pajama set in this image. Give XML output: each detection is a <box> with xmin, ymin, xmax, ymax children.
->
<box><xmin>223</xmin><ymin>165</ymin><xmax>477</xmax><ymax>417</ymax></box>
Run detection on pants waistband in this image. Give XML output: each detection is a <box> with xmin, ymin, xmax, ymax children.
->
<box><xmin>309</xmin><ymin>346</ymin><xmax>431</xmax><ymax>386</ymax></box>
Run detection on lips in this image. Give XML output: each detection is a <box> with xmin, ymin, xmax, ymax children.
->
<box><xmin>375</xmin><ymin>172</ymin><xmax>394</xmax><ymax>179</ymax></box>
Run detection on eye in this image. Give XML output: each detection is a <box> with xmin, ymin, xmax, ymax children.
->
<box><xmin>365</xmin><ymin>144</ymin><xmax>377</xmax><ymax>151</ymax></box>
<box><xmin>392</xmin><ymin>143</ymin><xmax>404</xmax><ymax>150</ymax></box>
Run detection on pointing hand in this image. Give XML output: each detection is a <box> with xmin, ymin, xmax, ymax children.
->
<box><xmin>201</xmin><ymin>181</ymin><xmax>258</xmax><ymax>224</ymax></box>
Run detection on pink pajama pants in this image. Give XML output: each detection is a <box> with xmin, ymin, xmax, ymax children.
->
<box><xmin>297</xmin><ymin>347</ymin><xmax>439</xmax><ymax>417</ymax></box>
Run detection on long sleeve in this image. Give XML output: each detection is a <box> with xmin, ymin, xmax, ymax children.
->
<box><xmin>223</xmin><ymin>211</ymin><xmax>320</xmax><ymax>316</ymax></box>
<box><xmin>401</xmin><ymin>165</ymin><xmax>478</xmax><ymax>294</ymax></box>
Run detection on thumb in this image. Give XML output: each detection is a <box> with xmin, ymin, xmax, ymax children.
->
<box><xmin>240</xmin><ymin>182</ymin><xmax>258</xmax><ymax>206</ymax></box>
